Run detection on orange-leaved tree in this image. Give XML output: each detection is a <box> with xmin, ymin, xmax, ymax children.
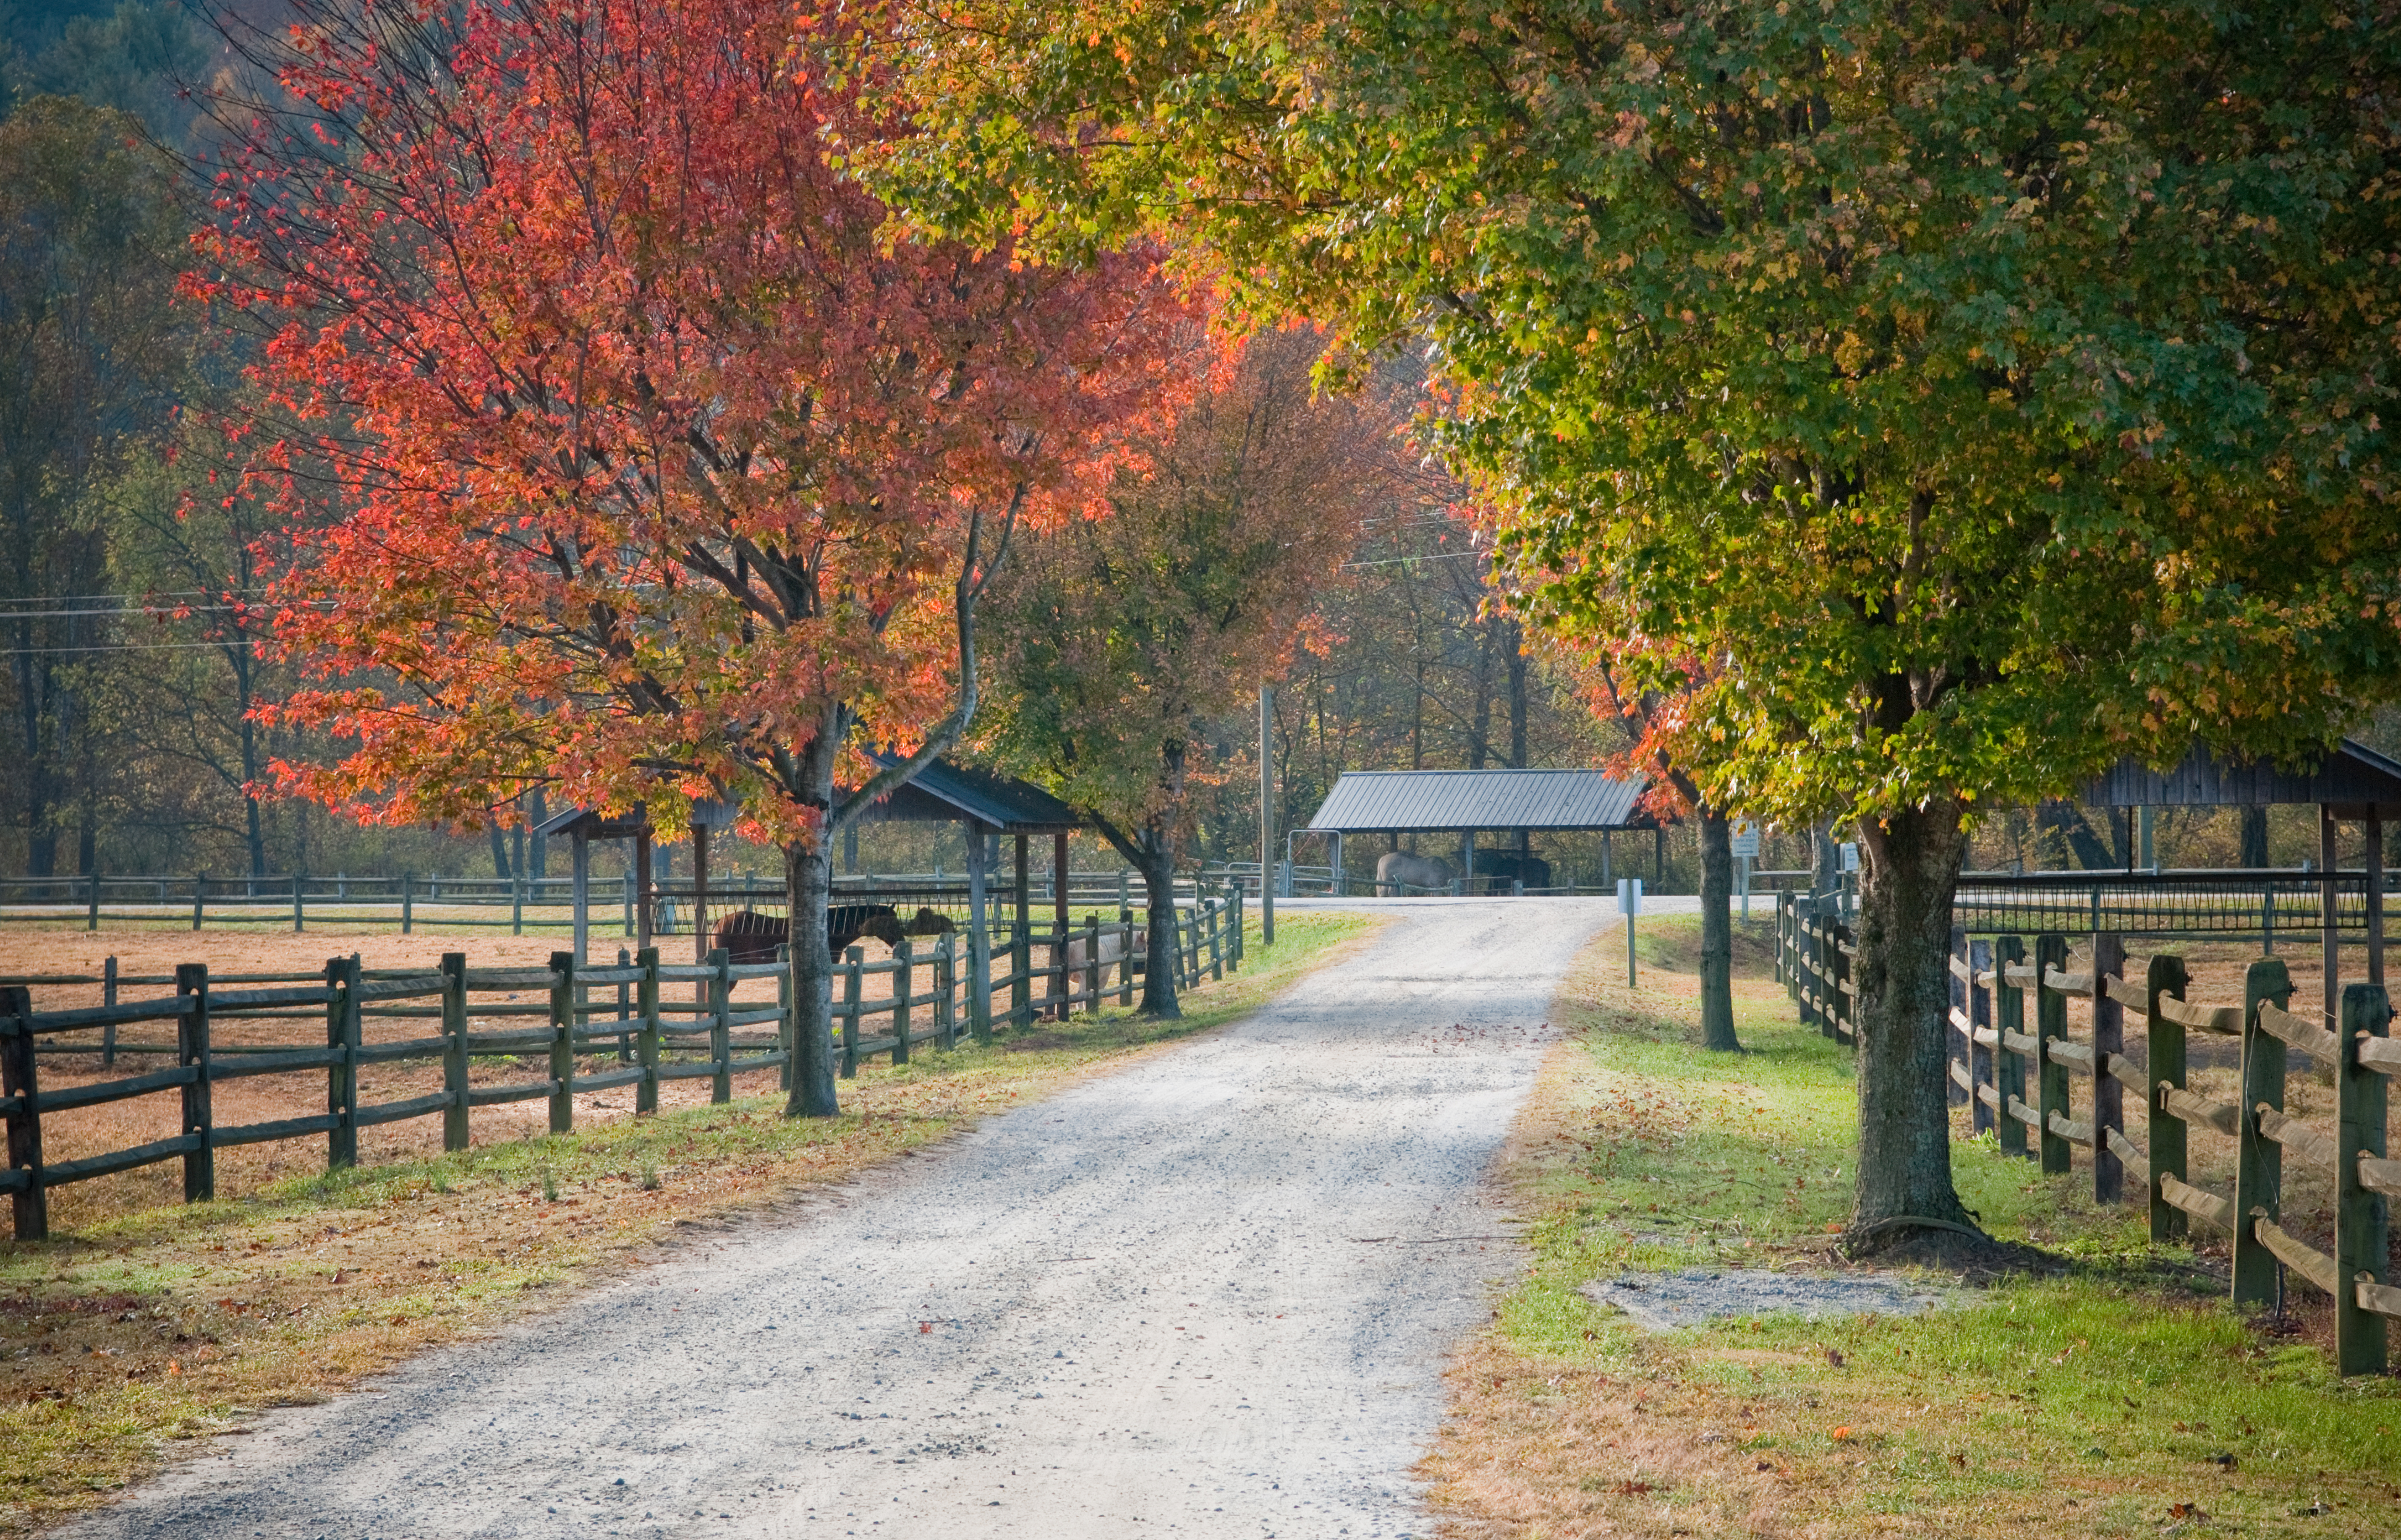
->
<box><xmin>188</xmin><ymin>0</ymin><xmax>1204</xmax><ymax>1115</ymax></box>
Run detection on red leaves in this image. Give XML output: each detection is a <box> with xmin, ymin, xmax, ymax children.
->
<box><xmin>198</xmin><ymin>0</ymin><xmax>1204</xmax><ymax>840</ymax></box>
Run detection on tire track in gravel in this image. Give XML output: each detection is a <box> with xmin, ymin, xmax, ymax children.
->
<box><xmin>67</xmin><ymin>897</ymin><xmax>1616</xmax><ymax>1540</ymax></box>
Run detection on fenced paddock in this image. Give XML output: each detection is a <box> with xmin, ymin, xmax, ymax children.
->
<box><xmin>1774</xmin><ymin>882</ymin><xmax>2399</xmax><ymax>1377</ymax></box>
<box><xmin>1</xmin><ymin>893</ymin><xmax>1244</xmax><ymax>1240</ymax></box>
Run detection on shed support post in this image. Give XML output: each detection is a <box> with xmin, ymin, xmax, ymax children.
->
<box><xmin>966</xmin><ymin>820</ymin><xmax>992</xmax><ymax>1045</ymax></box>
<box><xmin>2323</xmin><ymin>804</ymin><xmax>2340</xmax><ymax>1036</ymax></box>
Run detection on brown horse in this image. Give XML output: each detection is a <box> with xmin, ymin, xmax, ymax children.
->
<box><xmin>712</xmin><ymin>906</ymin><xmax>955</xmax><ymax>966</ymax></box>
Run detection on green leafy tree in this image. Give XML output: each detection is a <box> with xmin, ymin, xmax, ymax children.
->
<box><xmin>982</xmin><ymin>330</ymin><xmax>1377</xmax><ymax>1013</ymax></box>
<box><xmin>878</xmin><ymin>0</ymin><xmax>2401</xmax><ymax>1244</ymax></box>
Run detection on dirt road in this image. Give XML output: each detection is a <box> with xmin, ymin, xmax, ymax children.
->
<box><xmin>67</xmin><ymin>898</ymin><xmax>1615</xmax><ymax>1540</ymax></box>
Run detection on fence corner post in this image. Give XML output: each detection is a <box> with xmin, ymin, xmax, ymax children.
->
<box><xmin>2</xmin><ymin>985</ymin><xmax>46</xmax><ymax>1241</ymax></box>
<box><xmin>635</xmin><ymin>947</ymin><xmax>660</xmax><ymax>1115</ymax></box>
<box><xmin>2335</xmin><ymin>981</ymin><xmax>2390</xmax><ymax>1376</ymax></box>
<box><xmin>177</xmin><ymin>963</ymin><xmax>213</xmax><ymax>1203</ymax></box>
<box><xmin>548</xmin><ymin>950</ymin><xmax>577</xmax><ymax>1134</ymax></box>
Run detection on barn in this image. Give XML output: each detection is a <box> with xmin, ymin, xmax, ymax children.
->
<box><xmin>1298</xmin><ymin>767</ymin><xmax>1654</xmax><ymax>895</ymax></box>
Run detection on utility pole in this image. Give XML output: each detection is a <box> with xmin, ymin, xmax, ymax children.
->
<box><xmin>1260</xmin><ymin>684</ymin><xmax>1276</xmax><ymax>946</ymax></box>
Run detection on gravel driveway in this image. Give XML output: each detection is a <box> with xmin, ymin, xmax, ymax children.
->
<box><xmin>70</xmin><ymin>897</ymin><xmax>1615</xmax><ymax>1540</ymax></box>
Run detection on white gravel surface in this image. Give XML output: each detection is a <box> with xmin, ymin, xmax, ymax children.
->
<box><xmin>69</xmin><ymin>898</ymin><xmax>1616</xmax><ymax>1540</ymax></box>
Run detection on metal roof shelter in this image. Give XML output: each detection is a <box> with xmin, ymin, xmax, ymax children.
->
<box><xmin>855</xmin><ymin>755</ymin><xmax>1082</xmax><ymax>833</ymax></box>
<box><xmin>1299</xmin><ymin>768</ymin><xmax>1655</xmax><ymax>894</ymax></box>
<box><xmin>1305</xmin><ymin>768</ymin><xmax>1650</xmax><ymax>833</ymax></box>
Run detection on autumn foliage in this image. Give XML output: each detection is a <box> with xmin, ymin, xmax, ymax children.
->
<box><xmin>192</xmin><ymin>0</ymin><xmax>1200</xmax><ymax>852</ymax></box>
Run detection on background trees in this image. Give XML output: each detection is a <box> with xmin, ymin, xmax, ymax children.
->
<box><xmin>981</xmin><ymin>330</ymin><xmax>1379</xmax><ymax>1011</ymax></box>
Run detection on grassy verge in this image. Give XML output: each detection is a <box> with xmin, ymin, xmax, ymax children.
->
<box><xmin>0</xmin><ymin>908</ymin><xmax>1380</xmax><ymax>1534</ymax></box>
<box><xmin>1421</xmin><ymin>914</ymin><xmax>2401</xmax><ymax>1539</ymax></box>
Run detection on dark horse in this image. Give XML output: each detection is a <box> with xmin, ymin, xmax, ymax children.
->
<box><xmin>712</xmin><ymin>906</ymin><xmax>956</xmax><ymax>966</ymax></box>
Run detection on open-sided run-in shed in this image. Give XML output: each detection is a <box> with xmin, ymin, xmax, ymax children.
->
<box><xmin>1300</xmin><ymin>767</ymin><xmax>1654</xmax><ymax>893</ymax></box>
<box><xmin>2085</xmin><ymin>737</ymin><xmax>2401</xmax><ymax>1020</ymax></box>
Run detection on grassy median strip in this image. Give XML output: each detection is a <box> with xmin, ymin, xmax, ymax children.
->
<box><xmin>1423</xmin><ymin>915</ymin><xmax>2401</xmax><ymax>1540</ymax></box>
<box><xmin>0</xmin><ymin>908</ymin><xmax>1379</xmax><ymax>1534</ymax></box>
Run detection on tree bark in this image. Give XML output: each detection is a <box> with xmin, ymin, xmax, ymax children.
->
<box><xmin>1133</xmin><ymin>829</ymin><xmax>1183</xmax><ymax>1018</ymax></box>
<box><xmin>1697</xmin><ymin>806</ymin><xmax>1740</xmax><ymax>1052</ymax></box>
<box><xmin>784</xmin><ymin>833</ymin><xmax>839</xmax><ymax>1116</ymax></box>
<box><xmin>1850</xmin><ymin>799</ymin><xmax>1977</xmax><ymax>1240</ymax></box>
<box><xmin>2239</xmin><ymin>806</ymin><xmax>2269</xmax><ymax>867</ymax></box>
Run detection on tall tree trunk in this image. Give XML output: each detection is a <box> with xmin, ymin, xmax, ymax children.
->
<box><xmin>2239</xmin><ymin>806</ymin><xmax>2269</xmax><ymax>867</ymax></box>
<box><xmin>1850</xmin><ymin>800</ymin><xmax>1976</xmax><ymax>1240</ymax></box>
<box><xmin>1133</xmin><ymin>828</ymin><xmax>1183</xmax><ymax>1018</ymax></box>
<box><xmin>784</xmin><ymin>833</ymin><xmax>839</xmax><ymax>1117</ymax></box>
<box><xmin>1697</xmin><ymin>806</ymin><xmax>1740</xmax><ymax>1052</ymax></box>
<box><xmin>529</xmin><ymin>788</ymin><xmax>548</xmax><ymax>878</ymax></box>
<box><xmin>488</xmin><ymin>823</ymin><xmax>512</xmax><ymax>878</ymax></box>
<box><xmin>15</xmin><ymin>643</ymin><xmax>56</xmax><ymax>878</ymax></box>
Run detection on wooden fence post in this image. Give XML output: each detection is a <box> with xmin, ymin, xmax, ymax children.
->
<box><xmin>1829</xmin><ymin>919</ymin><xmax>1853</xmax><ymax>1044</ymax></box>
<box><xmin>708</xmin><ymin>946</ymin><xmax>731</xmax><ymax>1104</ymax></box>
<box><xmin>441</xmin><ymin>953</ymin><xmax>469</xmax><ymax>1151</ymax></box>
<box><xmin>1210</xmin><ymin>897</ymin><xmax>1225</xmax><ymax>982</ymax></box>
<box><xmin>892</xmin><ymin>938</ymin><xmax>913</xmax><ymax>1066</ymax></box>
<box><xmin>967</xmin><ymin>916</ymin><xmax>992</xmax><ymax>1047</ymax></box>
<box><xmin>101</xmin><ymin>955</ymin><xmax>116</xmax><ymax>1067</ymax></box>
<box><xmin>1970</xmin><ymin>937</ymin><xmax>1995</xmax><ymax>1134</ymax></box>
<box><xmin>293</xmin><ymin>873</ymin><xmax>305</xmax><ymax>934</ymax></box>
<box><xmin>1228</xmin><ymin>886</ymin><xmax>1242</xmax><ymax>972</ymax></box>
<box><xmin>1082</xmin><ymin>916</ymin><xmax>1100</xmax><ymax>1016</ymax></box>
<box><xmin>1948</xmin><ymin>926</ymin><xmax>1970</xmax><ymax>1107</ymax></box>
<box><xmin>548</xmin><ymin>951</ymin><xmax>576</xmax><ymax>1134</ymax></box>
<box><xmin>402</xmin><ymin>872</ymin><xmax>415</xmax><ymax>935</ymax></box>
<box><xmin>192</xmin><ymin>874</ymin><xmax>205</xmax><ymax>932</ymax></box>
<box><xmin>2093</xmin><ymin>932</ymin><xmax>2127</xmax><ymax>1205</ymax></box>
<box><xmin>513</xmin><ymin>876</ymin><xmax>525</xmax><ymax>936</ymax></box>
<box><xmin>2335</xmin><ymin>981</ymin><xmax>2390</xmax><ymax>1375</ymax></box>
<box><xmin>841</xmin><ymin>947</ymin><xmax>864</xmax><ymax>1076</ymax></box>
<box><xmin>1995</xmin><ymin>935</ymin><xmax>2029</xmax><ymax>1158</ymax></box>
<box><xmin>778</xmin><ymin>942</ymin><xmax>795</xmax><ymax>1089</ymax></box>
<box><xmin>1010</xmin><ymin>921</ymin><xmax>1031</xmax><ymax>1031</ymax></box>
<box><xmin>2144</xmin><ymin>953</ymin><xmax>2191</xmax><ymax>1240</ymax></box>
<box><xmin>2233</xmin><ymin>956</ymin><xmax>2295</xmax><ymax>1308</ymax></box>
<box><xmin>326</xmin><ymin>955</ymin><xmax>360</xmax><ymax>1169</ymax></box>
<box><xmin>936</xmin><ymin>932</ymin><xmax>957</xmax><ymax>1050</ymax></box>
<box><xmin>176</xmin><ymin>963</ymin><xmax>213</xmax><ymax>1202</ymax></box>
<box><xmin>1</xmin><ymin>986</ymin><xmax>43</xmax><ymax>1240</ymax></box>
<box><xmin>86</xmin><ymin>873</ymin><xmax>99</xmax><ymax>932</ymax></box>
<box><xmin>2036</xmin><ymin>934</ymin><xmax>2072</xmax><ymax>1174</ymax></box>
<box><xmin>635</xmin><ymin>948</ymin><xmax>660</xmax><ymax>1115</ymax></box>
<box><xmin>1119</xmin><ymin>919</ymin><xmax>1136</xmax><ymax>1006</ymax></box>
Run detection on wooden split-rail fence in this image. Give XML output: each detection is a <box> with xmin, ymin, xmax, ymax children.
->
<box><xmin>1774</xmin><ymin>894</ymin><xmax>2395</xmax><ymax>1376</ymax></box>
<box><xmin>0</xmin><ymin>896</ymin><xmax>1244</xmax><ymax>1242</ymax></box>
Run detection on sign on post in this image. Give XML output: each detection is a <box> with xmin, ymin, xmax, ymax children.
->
<box><xmin>1617</xmin><ymin>877</ymin><xmax>1643</xmax><ymax>988</ymax></box>
<box><xmin>1732</xmin><ymin>821</ymin><xmax>1759</xmax><ymax>921</ymax></box>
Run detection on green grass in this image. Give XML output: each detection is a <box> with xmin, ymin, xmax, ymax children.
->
<box><xmin>1428</xmin><ymin>914</ymin><xmax>2401</xmax><ymax>1538</ymax></box>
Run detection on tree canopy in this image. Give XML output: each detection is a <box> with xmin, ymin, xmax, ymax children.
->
<box><xmin>875</xmin><ymin>0</ymin><xmax>2401</xmax><ymax>1237</ymax></box>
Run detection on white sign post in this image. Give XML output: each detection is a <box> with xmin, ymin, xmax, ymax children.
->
<box><xmin>1617</xmin><ymin>877</ymin><xmax>1643</xmax><ymax>988</ymax></box>
<box><xmin>1730</xmin><ymin>821</ymin><xmax>1761</xmax><ymax>920</ymax></box>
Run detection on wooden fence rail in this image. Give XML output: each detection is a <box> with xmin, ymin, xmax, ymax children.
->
<box><xmin>1777</xmin><ymin>895</ymin><xmax>2397</xmax><ymax>1375</ymax></box>
<box><xmin>0</xmin><ymin>894</ymin><xmax>1242</xmax><ymax>1242</ymax></box>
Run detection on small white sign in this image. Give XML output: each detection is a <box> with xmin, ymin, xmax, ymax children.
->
<box><xmin>1840</xmin><ymin>842</ymin><xmax>1859</xmax><ymax>873</ymax></box>
<box><xmin>1730</xmin><ymin>820</ymin><xmax>1761</xmax><ymax>858</ymax></box>
<box><xmin>1616</xmin><ymin>877</ymin><xmax>1643</xmax><ymax>915</ymax></box>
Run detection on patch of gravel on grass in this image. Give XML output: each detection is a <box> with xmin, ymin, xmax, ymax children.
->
<box><xmin>1583</xmin><ymin>1267</ymin><xmax>1953</xmax><ymax>1330</ymax></box>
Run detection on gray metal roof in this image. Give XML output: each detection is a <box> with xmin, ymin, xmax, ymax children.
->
<box><xmin>1303</xmin><ymin>768</ymin><xmax>1651</xmax><ymax>833</ymax></box>
<box><xmin>2086</xmin><ymin>738</ymin><xmax>2401</xmax><ymax>817</ymax></box>
<box><xmin>859</xmin><ymin>754</ymin><xmax>1084</xmax><ymax>833</ymax></box>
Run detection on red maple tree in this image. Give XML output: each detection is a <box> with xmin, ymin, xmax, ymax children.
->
<box><xmin>189</xmin><ymin>0</ymin><xmax>1205</xmax><ymax>1113</ymax></box>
